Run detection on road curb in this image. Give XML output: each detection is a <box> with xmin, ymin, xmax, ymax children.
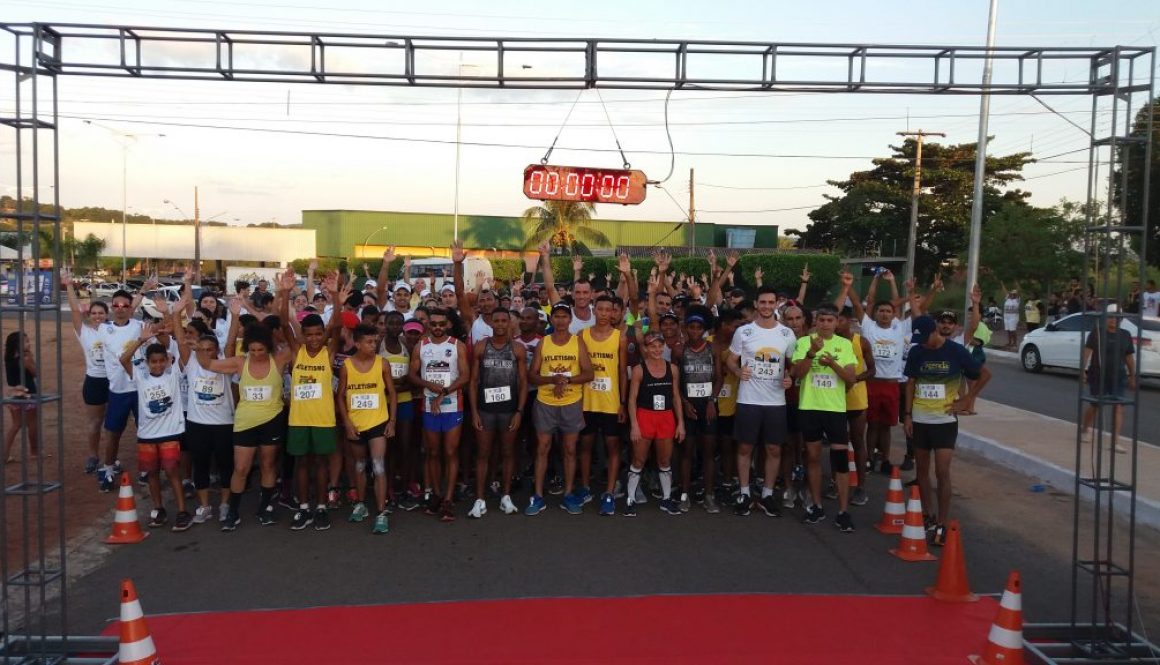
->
<box><xmin>958</xmin><ymin>428</ymin><xmax>1160</xmax><ymax>531</ymax></box>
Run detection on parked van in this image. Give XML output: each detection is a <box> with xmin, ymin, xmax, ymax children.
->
<box><xmin>404</xmin><ymin>256</ymin><xmax>492</xmax><ymax>292</ymax></box>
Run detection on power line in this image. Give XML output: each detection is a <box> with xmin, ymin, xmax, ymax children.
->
<box><xmin>699</xmin><ymin>204</ymin><xmax>820</xmax><ymax>214</ymax></box>
<box><xmin>696</xmin><ymin>182</ymin><xmax>830</xmax><ymax>190</ymax></box>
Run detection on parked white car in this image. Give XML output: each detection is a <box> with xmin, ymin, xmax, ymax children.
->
<box><xmin>139</xmin><ymin>285</ymin><xmax>184</xmax><ymax>318</ymax></box>
<box><xmin>1019</xmin><ymin>312</ymin><xmax>1160</xmax><ymax>378</ymax></box>
<box><xmin>91</xmin><ymin>282</ymin><xmax>130</xmax><ymax>299</ymax></box>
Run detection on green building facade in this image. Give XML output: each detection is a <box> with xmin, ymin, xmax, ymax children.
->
<box><xmin>302</xmin><ymin>210</ymin><xmax>778</xmax><ymax>258</ymax></box>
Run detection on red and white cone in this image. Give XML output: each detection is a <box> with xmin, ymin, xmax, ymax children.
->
<box><xmin>969</xmin><ymin>571</ymin><xmax>1024</xmax><ymax>665</ymax></box>
<box><xmin>106</xmin><ymin>472</ymin><xmax>149</xmax><ymax>544</ymax></box>
<box><xmin>118</xmin><ymin>579</ymin><xmax>161</xmax><ymax>665</ymax></box>
<box><xmin>889</xmin><ymin>485</ymin><xmax>937</xmax><ymax>562</ymax></box>
<box><xmin>846</xmin><ymin>446</ymin><xmax>860</xmax><ymax>489</ymax></box>
<box><xmin>874</xmin><ymin>466</ymin><xmax>907</xmax><ymax>534</ymax></box>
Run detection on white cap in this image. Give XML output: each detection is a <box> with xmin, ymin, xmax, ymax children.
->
<box><xmin>394</xmin><ymin>282</ymin><xmax>412</xmax><ymax>294</ymax></box>
<box><xmin>419</xmin><ymin>289</ymin><xmax>432</xmax><ymax>299</ymax></box>
<box><xmin>363</xmin><ymin>279</ymin><xmax>377</xmax><ymax>289</ymax></box>
<box><xmin>440</xmin><ymin>283</ymin><xmax>456</xmax><ymax>293</ymax></box>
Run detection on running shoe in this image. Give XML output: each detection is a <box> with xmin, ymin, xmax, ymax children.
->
<box><xmin>137</xmin><ymin>471</ymin><xmax>149</xmax><ymax>487</ymax></box>
<box><xmin>930</xmin><ymin>524</ymin><xmax>947</xmax><ymax>547</ymax></box>
<box><xmin>148</xmin><ymin>508</ymin><xmax>167</xmax><ymax>528</ymax></box>
<box><xmin>900</xmin><ymin>456</ymin><xmax>915</xmax><ymax>471</ymax></box>
<box><xmin>424</xmin><ymin>493</ymin><xmax>442</xmax><ymax>516</ymax></box>
<box><xmin>850</xmin><ymin>488</ymin><xmax>869</xmax><ymax>507</ymax></box>
<box><xmin>692</xmin><ymin>484</ymin><xmax>706</xmax><ymax>504</ymax></box>
<box><xmin>468</xmin><ymin>498</ymin><xmax>487</xmax><ymax>519</ymax></box>
<box><xmin>733</xmin><ymin>493</ymin><xmax>751</xmax><ymax>517</ymax></box>
<box><xmin>372</xmin><ymin>512</ymin><xmax>390</xmax><ymax>534</ymax></box>
<box><xmin>192</xmin><ymin>505</ymin><xmax>212</xmax><ymax>524</ymax></box>
<box><xmin>782</xmin><ymin>487</ymin><xmax>797</xmax><ymax>509</ymax></box>
<box><xmin>835</xmin><ymin>511</ymin><xmax>855</xmax><ymax>533</ymax></box>
<box><xmin>182</xmin><ymin>479</ymin><xmax>196</xmax><ymax>499</ymax></box>
<box><xmin>547</xmin><ymin>475</ymin><xmax>564</xmax><ymax>496</ymax></box>
<box><xmin>385</xmin><ymin>497</ymin><xmax>397</xmax><ymax>515</ymax></box>
<box><xmin>823</xmin><ymin>482</ymin><xmax>838</xmax><ymax>501</ymax></box>
<box><xmin>599</xmin><ymin>492</ymin><xmax>616</xmax><ymax>516</ymax></box>
<box><xmin>703</xmin><ymin>494</ymin><xmax>720</xmax><ymax>514</ymax></box>
<box><xmin>574</xmin><ymin>486</ymin><xmax>593</xmax><ymax>505</ymax></box>
<box><xmin>561</xmin><ymin>493</ymin><xmax>583</xmax><ymax>515</ymax></box>
<box><xmin>923</xmin><ymin>514</ymin><xmax>938</xmax><ymax>532</ymax></box>
<box><xmin>344</xmin><ymin>488</ymin><xmax>359</xmax><ymax>506</ymax></box>
<box><xmin>659</xmin><ymin>498</ymin><xmax>682</xmax><ymax>515</ymax></box>
<box><xmin>98</xmin><ymin>469</ymin><xmax>115</xmax><ymax>493</ymax></box>
<box><xmin>499</xmin><ymin>494</ymin><xmax>519</xmax><ymax>515</ymax></box>
<box><xmin>349</xmin><ymin>502</ymin><xmax>369</xmax><ymax>522</ymax></box>
<box><xmin>439</xmin><ymin>500</ymin><xmax>456</xmax><ymax>522</ymax></box>
<box><xmin>803</xmin><ymin>504</ymin><xmax>826</xmax><ymax>525</ymax></box>
<box><xmin>622</xmin><ymin>501</ymin><xmax>637</xmax><ymax>518</ymax></box>
<box><xmin>221</xmin><ymin>510</ymin><xmax>241</xmax><ymax>532</ymax></box>
<box><xmin>290</xmin><ymin>509</ymin><xmax>313</xmax><ymax>531</ymax></box>
<box><xmin>524</xmin><ymin>494</ymin><xmax>546</xmax><ymax>516</ymax></box>
<box><xmin>257</xmin><ymin>506</ymin><xmax>276</xmax><ymax>526</ymax></box>
<box><xmin>759</xmin><ymin>495</ymin><xmax>782</xmax><ymax>518</ymax></box>
<box><xmin>113</xmin><ymin>460</ymin><xmax>123</xmax><ymax>474</ymax></box>
<box><xmin>313</xmin><ymin>508</ymin><xmax>331</xmax><ymax>531</ymax></box>
<box><xmin>218</xmin><ymin>504</ymin><xmax>229</xmax><ymax>522</ymax></box>
<box><xmin>326</xmin><ymin>487</ymin><xmax>340</xmax><ymax>510</ymax></box>
<box><xmin>84</xmin><ymin>456</ymin><xmax>99</xmax><ymax>475</ymax></box>
<box><xmin>398</xmin><ymin>494</ymin><xmax>419</xmax><ymax>512</ymax></box>
<box><xmin>278</xmin><ymin>493</ymin><xmax>299</xmax><ymax>511</ymax></box>
<box><xmin>172</xmin><ymin>511</ymin><xmax>193</xmax><ymax>532</ymax></box>
<box><xmin>678</xmin><ymin>493</ymin><xmax>691</xmax><ymax>513</ymax></box>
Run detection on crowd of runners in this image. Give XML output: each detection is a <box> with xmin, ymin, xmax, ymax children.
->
<box><xmin>61</xmin><ymin>242</ymin><xmax>991</xmax><ymax>545</ymax></box>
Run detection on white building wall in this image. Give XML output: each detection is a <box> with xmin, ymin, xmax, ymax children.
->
<box><xmin>73</xmin><ymin>221</ymin><xmax>316</xmax><ymax>265</ymax></box>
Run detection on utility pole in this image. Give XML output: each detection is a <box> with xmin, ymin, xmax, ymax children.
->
<box><xmin>193</xmin><ymin>186</ymin><xmax>201</xmax><ymax>285</ymax></box>
<box><xmin>688</xmin><ymin>168</ymin><xmax>696</xmax><ymax>256</ymax></box>
<box><xmin>964</xmin><ymin>0</ymin><xmax>1000</xmax><ymax>320</ymax></box>
<box><xmin>896</xmin><ymin>129</ymin><xmax>945</xmax><ymax>283</ymax></box>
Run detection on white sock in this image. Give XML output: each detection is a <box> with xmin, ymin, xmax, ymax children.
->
<box><xmin>659</xmin><ymin>467</ymin><xmax>672</xmax><ymax>500</ymax></box>
<box><xmin>761</xmin><ymin>487</ymin><xmax>773</xmax><ymax>498</ymax></box>
<box><xmin>626</xmin><ymin>467</ymin><xmax>642</xmax><ymax>504</ymax></box>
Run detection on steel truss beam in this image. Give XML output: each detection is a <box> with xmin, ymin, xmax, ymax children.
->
<box><xmin>0</xmin><ymin>23</ymin><xmax>1153</xmax><ymax>94</ymax></box>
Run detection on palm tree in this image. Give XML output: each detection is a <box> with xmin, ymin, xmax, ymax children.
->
<box><xmin>522</xmin><ymin>200</ymin><xmax>611</xmax><ymax>255</ymax></box>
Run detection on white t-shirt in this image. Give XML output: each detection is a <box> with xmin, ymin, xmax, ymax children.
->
<box><xmin>568</xmin><ymin>305</ymin><xmax>596</xmax><ymax>335</ymax></box>
<box><xmin>860</xmin><ymin>314</ymin><xmax>909</xmax><ymax>380</ymax></box>
<box><xmin>77</xmin><ymin>325</ymin><xmax>108</xmax><ymax>378</ymax></box>
<box><xmin>470</xmin><ymin>316</ymin><xmax>494</xmax><ymax>345</ymax></box>
<box><xmin>101</xmin><ymin>320</ymin><xmax>145</xmax><ymax>394</ymax></box>
<box><xmin>1142</xmin><ymin>290</ymin><xmax>1160</xmax><ymax>318</ymax></box>
<box><xmin>1003</xmin><ymin>298</ymin><xmax>1021</xmax><ymax>317</ymax></box>
<box><xmin>728</xmin><ymin>320</ymin><xmax>797</xmax><ymax>406</ymax></box>
<box><xmin>183</xmin><ymin>353</ymin><xmax>235</xmax><ymax>426</ymax></box>
<box><xmin>134</xmin><ymin>365</ymin><xmax>185</xmax><ymax>441</ymax></box>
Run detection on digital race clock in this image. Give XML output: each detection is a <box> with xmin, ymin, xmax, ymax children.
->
<box><xmin>523</xmin><ymin>164</ymin><xmax>648</xmax><ymax>205</ymax></box>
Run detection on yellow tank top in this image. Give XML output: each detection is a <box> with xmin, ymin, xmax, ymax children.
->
<box><xmin>379</xmin><ymin>341</ymin><xmax>412</xmax><ymax>403</ymax></box>
<box><xmin>234</xmin><ymin>356</ymin><xmax>284</xmax><ymax>432</ymax></box>
<box><xmin>581</xmin><ymin>328</ymin><xmax>621</xmax><ymax>414</ymax></box>
<box><xmin>344</xmin><ymin>356</ymin><xmax>389</xmax><ymax>432</ymax></box>
<box><xmin>537</xmin><ymin>333</ymin><xmax>582</xmax><ymax>406</ymax></box>
<box><xmin>846</xmin><ymin>333</ymin><xmax>868</xmax><ymax>411</ymax></box>
<box><xmin>717</xmin><ymin>344</ymin><xmax>739</xmax><ymax>417</ymax></box>
<box><xmin>288</xmin><ymin>346</ymin><xmax>335</xmax><ymax>427</ymax></box>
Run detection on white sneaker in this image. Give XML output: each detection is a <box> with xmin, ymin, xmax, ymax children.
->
<box><xmin>468</xmin><ymin>498</ymin><xmax>487</xmax><ymax>519</ymax></box>
<box><xmin>193</xmin><ymin>505</ymin><xmax>212</xmax><ymax>524</ymax></box>
<box><xmin>499</xmin><ymin>494</ymin><xmax>518</xmax><ymax>515</ymax></box>
<box><xmin>218</xmin><ymin>504</ymin><xmax>229</xmax><ymax>522</ymax></box>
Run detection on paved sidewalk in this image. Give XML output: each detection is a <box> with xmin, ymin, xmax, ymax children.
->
<box><xmin>958</xmin><ymin>398</ymin><xmax>1160</xmax><ymax>529</ymax></box>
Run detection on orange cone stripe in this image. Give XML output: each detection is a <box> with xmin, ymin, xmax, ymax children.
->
<box><xmin>121</xmin><ymin>618</ymin><xmax>153</xmax><ymax>644</ymax></box>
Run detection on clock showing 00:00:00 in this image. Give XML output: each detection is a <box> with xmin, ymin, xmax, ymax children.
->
<box><xmin>522</xmin><ymin>164</ymin><xmax>648</xmax><ymax>205</ymax></box>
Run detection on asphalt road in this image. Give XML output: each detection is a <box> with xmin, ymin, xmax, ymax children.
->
<box><xmin>982</xmin><ymin>353</ymin><xmax>1160</xmax><ymax>445</ymax></box>
<box><xmin>54</xmin><ymin>451</ymin><xmax>1160</xmax><ymax>641</ymax></box>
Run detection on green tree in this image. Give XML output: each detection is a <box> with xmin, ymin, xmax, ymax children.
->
<box><xmin>521</xmin><ymin>200</ymin><xmax>610</xmax><ymax>255</ymax></box>
<box><xmin>68</xmin><ymin>233</ymin><xmax>107</xmax><ymax>272</ymax></box>
<box><xmin>787</xmin><ymin>139</ymin><xmax>1032</xmax><ymax>279</ymax></box>
<box><xmin>979</xmin><ymin>201</ymin><xmax>1082</xmax><ymax>295</ymax></box>
<box><xmin>1114</xmin><ymin>95</ymin><xmax>1158</xmax><ymax>267</ymax></box>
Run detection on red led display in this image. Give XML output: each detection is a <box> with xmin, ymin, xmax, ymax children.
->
<box><xmin>523</xmin><ymin>164</ymin><xmax>647</xmax><ymax>205</ymax></box>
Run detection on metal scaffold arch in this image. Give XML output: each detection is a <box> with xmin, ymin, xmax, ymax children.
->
<box><xmin>0</xmin><ymin>22</ymin><xmax>1154</xmax><ymax>664</ymax></box>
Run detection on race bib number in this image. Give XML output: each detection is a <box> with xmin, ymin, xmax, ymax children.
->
<box><xmin>144</xmin><ymin>384</ymin><xmax>168</xmax><ymax>402</ymax></box>
<box><xmin>294</xmin><ymin>383</ymin><xmax>323</xmax><ymax>401</ymax></box>
<box><xmin>390</xmin><ymin>361</ymin><xmax>407</xmax><ymax>379</ymax></box>
<box><xmin>590</xmin><ymin>377</ymin><xmax>612</xmax><ymax>393</ymax></box>
<box><xmin>193</xmin><ymin>376</ymin><xmax>222</xmax><ymax>399</ymax></box>
<box><xmin>718</xmin><ymin>383</ymin><xmax>733</xmax><ymax>399</ymax></box>
<box><xmin>91</xmin><ymin>343</ymin><xmax>104</xmax><ymax>362</ymax></box>
<box><xmin>872</xmin><ymin>343</ymin><xmax>896</xmax><ymax>360</ymax></box>
<box><xmin>652</xmin><ymin>394</ymin><xmax>667</xmax><ymax>411</ymax></box>
<box><xmin>350</xmin><ymin>392</ymin><xmax>380</xmax><ymax>410</ymax></box>
<box><xmin>686</xmin><ymin>382</ymin><xmax>712</xmax><ymax>399</ymax></box>
<box><xmin>244</xmin><ymin>385</ymin><xmax>272</xmax><ymax>402</ymax></box>
<box><xmin>917</xmin><ymin>383</ymin><xmax>946</xmax><ymax>400</ymax></box>
<box><xmin>483</xmin><ymin>386</ymin><xmax>512</xmax><ymax>404</ymax></box>
<box><xmin>811</xmin><ymin>374</ymin><xmax>837</xmax><ymax>390</ymax></box>
<box><xmin>427</xmin><ymin>369</ymin><xmax>451</xmax><ymax>388</ymax></box>
<box><xmin>753</xmin><ymin>360</ymin><xmax>780</xmax><ymax>380</ymax></box>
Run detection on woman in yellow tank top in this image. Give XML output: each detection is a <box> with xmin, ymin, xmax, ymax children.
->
<box><xmin>338</xmin><ymin>324</ymin><xmax>397</xmax><ymax>534</ymax></box>
<box><xmin>836</xmin><ymin>312</ymin><xmax>875</xmax><ymax>505</ymax></box>
<box><xmin>202</xmin><ymin>293</ymin><xmax>295</xmax><ymax>530</ymax></box>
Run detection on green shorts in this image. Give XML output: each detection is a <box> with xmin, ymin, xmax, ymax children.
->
<box><xmin>286</xmin><ymin>426</ymin><xmax>338</xmax><ymax>457</ymax></box>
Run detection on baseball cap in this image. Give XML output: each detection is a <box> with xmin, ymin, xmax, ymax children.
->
<box><xmin>440</xmin><ymin>283</ymin><xmax>456</xmax><ymax>294</ymax></box>
<box><xmin>729</xmin><ymin>288</ymin><xmax>745</xmax><ymax>298</ymax></box>
<box><xmin>910</xmin><ymin>315</ymin><xmax>937</xmax><ymax>344</ymax></box>
<box><xmin>936</xmin><ymin>309</ymin><xmax>958</xmax><ymax>323</ymax></box>
<box><xmin>363</xmin><ymin>279</ymin><xmax>377</xmax><ymax>290</ymax></box>
<box><xmin>419</xmin><ymin>289</ymin><xmax>432</xmax><ymax>299</ymax></box>
<box><xmin>340</xmin><ymin>310</ymin><xmax>360</xmax><ymax>330</ymax></box>
<box><xmin>393</xmin><ymin>282</ymin><xmax>411</xmax><ymax>293</ymax></box>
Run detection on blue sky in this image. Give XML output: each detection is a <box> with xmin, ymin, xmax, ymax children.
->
<box><xmin>2</xmin><ymin>1</ymin><xmax>1158</xmax><ymax>235</ymax></box>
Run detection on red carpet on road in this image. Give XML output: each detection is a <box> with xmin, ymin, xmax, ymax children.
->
<box><xmin>106</xmin><ymin>593</ymin><xmax>999</xmax><ymax>664</ymax></box>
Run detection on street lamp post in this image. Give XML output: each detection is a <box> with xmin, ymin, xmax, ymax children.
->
<box><xmin>84</xmin><ymin>120</ymin><xmax>164</xmax><ymax>283</ymax></box>
<box><xmin>453</xmin><ymin>60</ymin><xmax>479</xmax><ymax>242</ymax></box>
<box><xmin>359</xmin><ymin>226</ymin><xmax>390</xmax><ymax>257</ymax></box>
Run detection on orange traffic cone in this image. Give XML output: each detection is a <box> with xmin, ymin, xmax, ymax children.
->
<box><xmin>874</xmin><ymin>466</ymin><xmax>906</xmax><ymax>534</ymax></box>
<box><xmin>846</xmin><ymin>446</ymin><xmax>860</xmax><ymax>489</ymax></box>
<box><xmin>105</xmin><ymin>472</ymin><xmax>149</xmax><ymax>544</ymax></box>
<box><xmin>969</xmin><ymin>571</ymin><xmax>1024</xmax><ymax>665</ymax></box>
<box><xmin>889</xmin><ymin>485</ymin><xmax>936</xmax><ymax>562</ymax></box>
<box><xmin>925</xmin><ymin>520</ymin><xmax>978</xmax><ymax>602</ymax></box>
<box><xmin>118</xmin><ymin>579</ymin><xmax>161</xmax><ymax>665</ymax></box>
